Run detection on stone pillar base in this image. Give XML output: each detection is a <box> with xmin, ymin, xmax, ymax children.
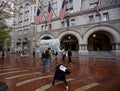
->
<box><xmin>111</xmin><ymin>50</ymin><xmax>120</xmax><ymax>56</ymax></box>
<box><xmin>78</xmin><ymin>50</ymin><xmax>89</xmax><ymax>55</ymax></box>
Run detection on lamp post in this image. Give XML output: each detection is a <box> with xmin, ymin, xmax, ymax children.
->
<box><xmin>65</xmin><ymin>13</ymin><xmax>70</xmax><ymax>28</ymax></box>
<box><xmin>66</xmin><ymin>15</ymin><xmax>70</xmax><ymax>27</ymax></box>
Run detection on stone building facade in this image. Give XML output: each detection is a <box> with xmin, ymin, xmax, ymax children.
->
<box><xmin>11</xmin><ymin>0</ymin><xmax>120</xmax><ymax>56</ymax></box>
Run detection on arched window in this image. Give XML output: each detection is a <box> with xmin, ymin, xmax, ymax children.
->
<box><xmin>19</xmin><ymin>6</ymin><xmax>23</xmax><ymax>10</ymax></box>
<box><xmin>25</xmin><ymin>3</ymin><xmax>29</xmax><ymax>8</ymax></box>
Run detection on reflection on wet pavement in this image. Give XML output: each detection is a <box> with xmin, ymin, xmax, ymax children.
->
<box><xmin>0</xmin><ymin>54</ymin><xmax>120</xmax><ymax>91</ymax></box>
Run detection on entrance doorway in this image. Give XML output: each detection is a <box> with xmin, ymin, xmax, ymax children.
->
<box><xmin>88</xmin><ymin>31</ymin><xmax>112</xmax><ymax>51</ymax></box>
<box><xmin>61</xmin><ymin>34</ymin><xmax>78</xmax><ymax>50</ymax></box>
<box><xmin>42</xmin><ymin>36</ymin><xmax>51</xmax><ymax>40</ymax></box>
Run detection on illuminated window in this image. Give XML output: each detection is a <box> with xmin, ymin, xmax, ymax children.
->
<box><xmin>61</xmin><ymin>21</ymin><xmax>65</xmax><ymax>27</ymax></box>
<box><xmin>66</xmin><ymin>0</ymin><xmax>73</xmax><ymax>13</ymax></box>
<box><xmin>103</xmin><ymin>12</ymin><xmax>109</xmax><ymax>21</ymax></box>
<box><xmin>71</xmin><ymin>19</ymin><xmax>75</xmax><ymax>26</ymax></box>
<box><xmin>89</xmin><ymin>15</ymin><xmax>94</xmax><ymax>23</ymax></box>
<box><xmin>95</xmin><ymin>14</ymin><xmax>101</xmax><ymax>22</ymax></box>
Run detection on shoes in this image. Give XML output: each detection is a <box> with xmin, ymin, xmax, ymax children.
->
<box><xmin>66</xmin><ymin>86</ymin><xmax>68</xmax><ymax>90</ymax></box>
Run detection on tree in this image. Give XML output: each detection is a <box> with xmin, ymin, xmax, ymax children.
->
<box><xmin>0</xmin><ymin>0</ymin><xmax>17</xmax><ymax>50</ymax></box>
<box><xmin>0</xmin><ymin>22</ymin><xmax>12</xmax><ymax>50</ymax></box>
<box><xmin>0</xmin><ymin>0</ymin><xmax>36</xmax><ymax>51</ymax></box>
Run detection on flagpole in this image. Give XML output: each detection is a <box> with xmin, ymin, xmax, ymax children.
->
<box><xmin>51</xmin><ymin>7</ymin><xmax>58</xmax><ymax>18</ymax></box>
<box><xmin>39</xmin><ymin>6</ymin><xmax>47</xmax><ymax>26</ymax></box>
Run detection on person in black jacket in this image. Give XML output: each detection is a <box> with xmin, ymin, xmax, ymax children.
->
<box><xmin>52</xmin><ymin>64</ymin><xmax>70</xmax><ymax>90</ymax></box>
<box><xmin>41</xmin><ymin>51</ymin><xmax>47</xmax><ymax>65</ymax></box>
<box><xmin>1</xmin><ymin>50</ymin><xmax>5</xmax><ymax>64</ymax></box>
<box><xmin>68</xmin><ymin>48</ymin><xmax>72</xmax><ymax>63</ymax></box>
<box><xmin>0</xmin><ymin>82</ymin><xmax>8</xmax><ymax>91</ymax></box>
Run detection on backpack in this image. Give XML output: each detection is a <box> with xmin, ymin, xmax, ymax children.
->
<box><xmin>46</xmin><ymin>50</ymin><xmax>50</xmax><ymax>58</ymax></box>
<box><xmin>51</xmin><ymin>50</ymin><xmax>55</xmax><ymax>55</ymax></box>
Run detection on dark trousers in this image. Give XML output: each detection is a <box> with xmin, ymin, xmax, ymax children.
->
<box><xmin>52</xmin><ymin>70</ymin><xmax>68</xmax><ymax>86</ymax></box>
<box><xmin>68</xmin><ymin>56</ymin><xmax>71</xmax><ymax>63</ymax></box>
<box><xmin>62</xmin><ymin>55</ymin><xmax>66</xmax><ymax>60</ymax></box>
<box><xmin>0</xmin><ymin>82</ymin><xmax>8</xmax><ymax>91</ymax></box>
<box><xmin>52</xmin><ymin>77</ymin><xmax>67</xmax><ymax>86</ymax></box>
<box><xmin>2</xmin><ymin>56</ymin><xmax>5</xmax><ymax>64</ymax></box>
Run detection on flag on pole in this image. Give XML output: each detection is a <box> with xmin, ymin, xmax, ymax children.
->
<box><xmin>34</xmin><ymin>8</ymin><xmax>43</xmax><ymax>25</ymax></box>
<box><xmin>59</xmin><ymin>0</ymin><xmax>66</xmax><ymax>20</ymax></box>
<box><xmin>46</xmin><ymin>2</ymin><xmax>53</xmax><ymax>23</ymax></box>
<box><xmin>96</xmin><ymin>0</ymin><xmax>102</xmax><ymax>13</ymax></box>
<box><xmin>80</xmin><ymin>0</ymin><xmax>83</xmax><ymax>15</ymax></box>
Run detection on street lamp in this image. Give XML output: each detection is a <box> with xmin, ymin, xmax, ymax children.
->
<box><xmin>65</xmin><ymin>14</ymin><xmax>70</xmax><ymax>28</ymax></box>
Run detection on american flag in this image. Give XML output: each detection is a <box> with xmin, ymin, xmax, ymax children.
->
<box><xmin>46</xmin><ymin>2</ymin><xmax>53</xmax><ymax>23</ymax></box>
<box><xmin>34</xmin><ymin>9</ymin><xmax>43</xmax><ymax>25</ymax></box>
<box><xmin>59</xmin><ymin>0</ymin><xmax>66</xmax><ymax>20</ymax></box>
<box><xmin>96</xmin><ymin>0</ymin><xmax>102</xmax><ymax>13</ymax></box>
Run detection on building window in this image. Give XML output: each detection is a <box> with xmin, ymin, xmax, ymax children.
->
<box><xmin>48</xmin><ymin>24</ymin><xmax>52</xmax><ymax>30</ymax></box>
<box><xmin>41</xmin><ymin>25</ymin><xmax>44</xmax><ymax>31</ymax></box>
<box><xmin>34</xmin><ymin>6</ymin><xmax>36</xmax><ymax>13</ymax></box>
<box><xmin>66</xmin><ymin>0</ymin><xmax>73</xmax><ymax>13</ymax></box>
<box><xmin>25</xmin><ymin>3</ymin><xmax>29</xmax><ymax>8</ymax></box>
<box><xmin>103</xmin><ymin>12</ymin><xmax>109</xmax><ymax>21</ymax></box>
<box><xmin>45</xmin><ymin>24</ymin><xmax>48</xmax><ymax>30</ymax></box>
<box><xmin>71</xmin><ymin>19</ymin><xmax>75</xmax><ymax>26</ymax></box>
<box><xmin>19</xmin><ymin>6</ymin><xmax>23</xmax><ymax>10</ymax></box>
<box><xmin>90</xmin><ymin>1</ymin><xmax>98</xmax><ymax>8</ymax></box>
<box><xmin>89</xmin><ymin>15</ymin><xmax>94</xmax><ymax>23</ymax></box>
<box><xmin>61</xmin><ymin>21</ymin><xmax>65</xmax><ymax>27</ymax></box>
<box><xmin>50</xmin><ymin>0</ymin><xmax>54</xmax><ymax>3</ymax></box>
<box><xmin>95</xmin><ymin>14</ymin><xmax>101</xmax><ymax>22</ymax></box>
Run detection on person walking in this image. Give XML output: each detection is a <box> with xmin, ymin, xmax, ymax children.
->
<box><xmin>41</xmin><ymin>51</ymin><xmax>47</xmax><ymax>65</ymax></box>
<box><xmin>67</xmin><ymin>48</ymin><xmax>72</xmax><ymax>64</ymax></box>
<box><xmin>55</xmin><ymin>50</ymin><xmax>58</xmax><ymax>60</ymax></box>
<box><xmin>62</xmin><ymin>48</ymin><xmax>66</xmax><ymax>61</ymax></box>
<box><xmin>51</xmin><ymin>50</ymin><xmax>55</xmax><ymax>62</ymax></box>
<box><xmin>52</xmin><ymin>64</ymin><xmax>70</xmax><ymax>90</ymax></box>
<box><xmin>45</xmin><ymin>47</ymin><xmax>51</xmax><ymax>72</ymax></box>
<box><xmin>0</xmin><ymin>82</ymin><xmax>8</xmax><ymax>91</ymax></box>
<box><xmin>1</xmin><ymin>50</ymin><xmax>5</xmax><ymax>64</ymax></box>
<box><xmin>33</xmin><ymin>51</ymin><xmax>35</xmax><ymax>58</ymax></box>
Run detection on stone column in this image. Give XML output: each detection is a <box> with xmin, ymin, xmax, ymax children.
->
<box><xmin>111</xmin><ymin>42</ymin><xmax>120</xmax><ymax>56</ymax></box>
<box><xmin>78</xmin><ymin>44</ymin><xmax>89</xmax><ymax>55</ymax></box>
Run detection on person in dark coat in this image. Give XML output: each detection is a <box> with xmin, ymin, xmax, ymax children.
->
<box><xmin>45</xmin><ymin>47</ymin><xmax>51</xmax><ymax>72</ymax></box>
<box><xmin>0</xmin><ymin>82</ymin><xmax>8</xmax><ymax>91</ymax></box>
<box><xmin>41</xmin><ymin>51</ymin><xmax>47</xmax><ymax>65</ymax></box>
<box><xmin>1</xmin><ymin>50</ymin><xmax>5</xmax><ymax>64</ymax></box>
<box><xmin>33</xmin><ymin>51</ymin><xmax>35</xmax><ymax>58</ymax></box>
<box><xmin>52</xmin><ymin>64</ymin><xmax>70</xmax><ymax>90</ymax></box>
<box><xmin>68</xmin><ymin>48</ymin><xmax>72</xmax><ymax>63</ymax></box>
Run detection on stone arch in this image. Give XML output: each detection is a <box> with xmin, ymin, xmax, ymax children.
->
<box><xmin>58</xmin><ymin>29</ymin><xmax>82</xmax><ymax>45</ymax></box>
<box><xmin>37</xmin><ymin>33</ymin><xmax>55</xmax><ymax>45</ymax></box>
<box><xmin>83</xmin><ymin>26</ymin><xmax>120</xmax><ymax>44</ymax></box>
<box><xmin>57</xmin><ymin>29</ymin><xmax>82</xmax><ymax>51</ymax></box>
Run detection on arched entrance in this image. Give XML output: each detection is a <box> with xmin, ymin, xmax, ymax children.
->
<box><xmin>42</xmin><ymin>36</ymin><xmax>51</xmax><ymax>39</ymax></box>
<box><xmin>88</xmin><ymin>31</ymin><xmax>112</xmax><ymax>51</ymax></box>
<box><xmin>61</xmin><ymin>34</ymin><xmax>78</xmax><ymax>50</ymax></box>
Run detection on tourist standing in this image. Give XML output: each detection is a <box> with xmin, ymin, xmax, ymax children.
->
<box><xmin>67</xmin><ymin>48</ymin><xmax>72</xmax><ymax>64</ymax></box>
<box><xmin>33</xmin><ymin>51</ymin><xmax>35</xmax><ymax>58</ymax></box>
<box><xmin>2</xmin><ymin>50</ymin><xmax>5</xmax><ymax>64</ymax></box>
<box><xmin>45</xmin><ymin>48</ymin><xmax>51</xmax><ymax>72</ymax></box>
<box><xmin>62</xmin><ymin>48</ymin><xmax>66</xmax><ymax>61</ymax></box>
<box><xmin>41</xmin><ymin>51</ymin><xmax>47</xmax><ymax>65</ymax></box>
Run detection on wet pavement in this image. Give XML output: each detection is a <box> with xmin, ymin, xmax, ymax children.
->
<box><xmin>0</xmin><ymin>54</ymin><xmax>120</xmax><ymax>91</ymax></box>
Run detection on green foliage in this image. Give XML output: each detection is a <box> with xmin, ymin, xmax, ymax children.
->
<box><xmin>0</xmin><ymin>23</ymin><xmax>12</xmax><ymax>48</ymax></box>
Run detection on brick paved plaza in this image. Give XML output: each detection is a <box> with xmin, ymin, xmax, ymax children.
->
<box><xmin>0</xmin><ymin>54</ymin><xmax>120</xmax><ymax>91</ymax></box>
